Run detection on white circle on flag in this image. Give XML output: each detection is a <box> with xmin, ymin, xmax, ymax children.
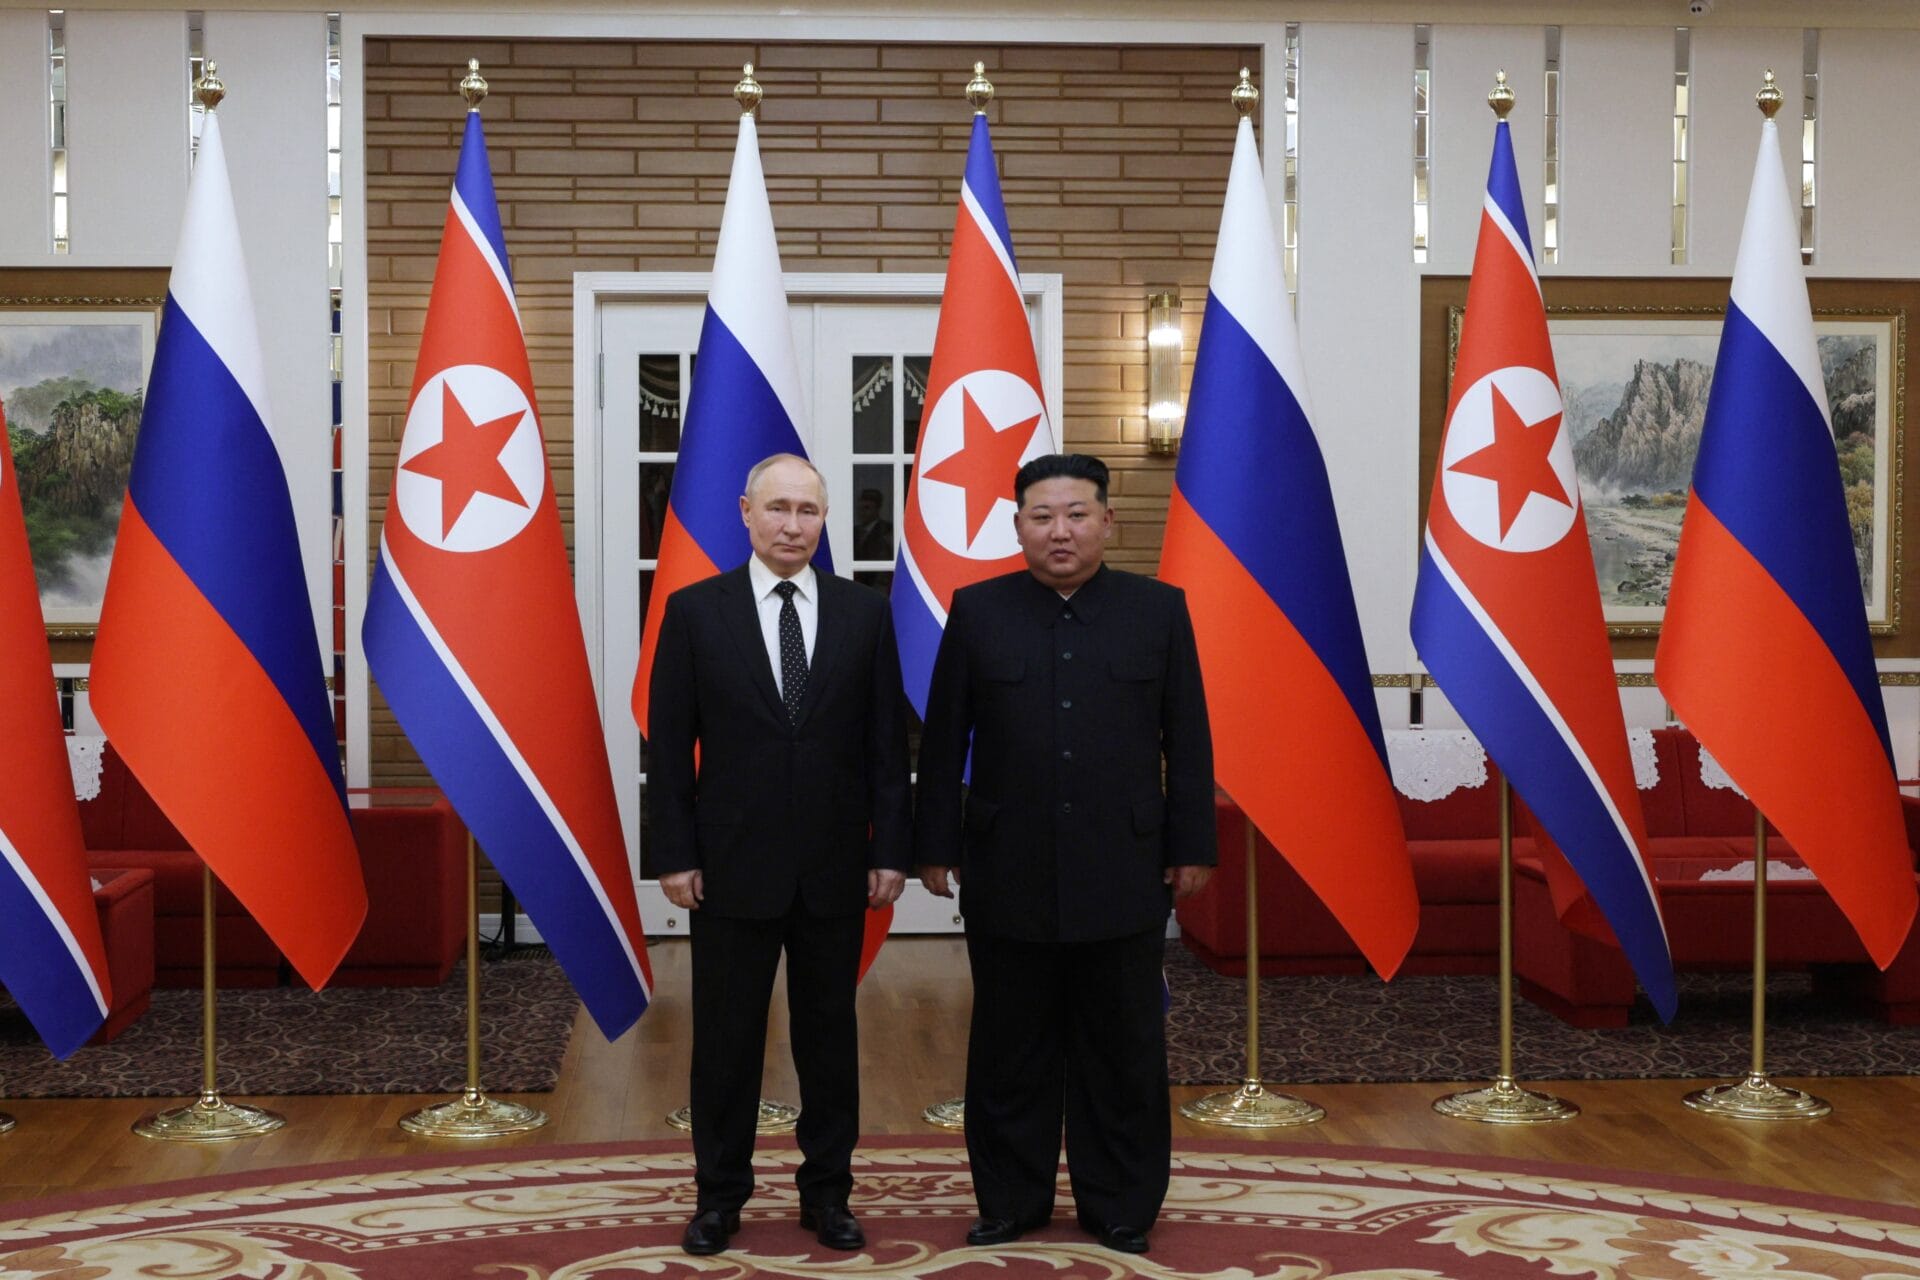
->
<box><xmin>914</xmin><ymin>369</ymin><xmax>1052</xmax><ymax>560</ymax></box>
<box><xmin>1440</xmin><ymin>365</ymin><xmax>1579</xmax><ymax>554</ymax></box>
<box><xmin>394</xmin><ymin>363</ymin><xmax>546</xmax><ymax>553</ymax></box>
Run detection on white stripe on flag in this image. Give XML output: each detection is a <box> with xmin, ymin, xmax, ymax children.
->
<box><xmin>960</xmin><ymin>182</ymin><xmax>1021</xmax><ymax>294</ymax></box>
<box><xmin>1482</xmin><ymin>195</ymin><xmax>1542</xmax><ymax>300</ymax></box>
<box><xmin>451</xmin><ymin>187</ymin><xmax>523</xmax><ymax>329</ymax></box>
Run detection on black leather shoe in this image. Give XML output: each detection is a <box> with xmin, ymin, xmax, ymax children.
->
<box><xmin>1098</xmin><ymin>1224</ymin><xmax>1150</xmax><ymax>1254</ymax></box>
<box><xmin>966</xmin><ymin>1215</ymin><xmax>1031</xmax><ymax>1246</ymax></box>
<box><xmin>681</xmin><ymin>1208</ymin><xmax>740</xmax><ymax>1256</ymax></box>
<box><xmin>799</xmin><ymin>1203</ymin><xmax>865</xmax><ymax>1250</ymax></box>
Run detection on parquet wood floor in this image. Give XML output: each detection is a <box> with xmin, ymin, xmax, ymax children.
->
<box><xmin>4</xmin><ymin>937</ymin><xmax>1918</xmax><ymax>1209</ymax></box>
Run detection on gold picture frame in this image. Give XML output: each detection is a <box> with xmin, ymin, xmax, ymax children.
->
<box><xmin>1420</xmin><ymin>275</ymin><xmax>1913</xmax><ymax>660</ymax></box>
<box><xmin>0</xmin><ymin>267</ymin><xmax>167</xmax><ymax>658</ymax></box>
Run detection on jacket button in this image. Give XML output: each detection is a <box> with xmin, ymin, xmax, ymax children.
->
<box><xmin>1060</xmin><ymin>698</ymin><xmax>1072</xmax><ymax>709</ymax></box>
<box><xmin>1062</xmin><ymin>802</ymin><xmax>1073</xmax><ymax>813</ymax></box>
<box><xmin>1061</xmin><ymin>651</ymin><xmax>1073</xmax><ymax>661</ymax></box>
<box><xmin>1062</xmin><ymin>749</ymin><xmax>1073</xmax><ymax>761</ymax></box>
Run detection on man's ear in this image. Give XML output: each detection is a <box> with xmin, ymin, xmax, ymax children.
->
<box><xmin>739</xmin><ymin>494</ymin><xmax>752</xmax><ymax>525</ymax></box>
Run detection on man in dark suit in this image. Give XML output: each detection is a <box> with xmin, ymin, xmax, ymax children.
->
<box><xmin>648</xmin><ymin>453</ymin><xmax>913</xmax><ymax>1257</ymax></box>
<box><xmin>916</xmin><ymin>452</ymin><xmax>1215</xmax><ymax>1257</ymax></box>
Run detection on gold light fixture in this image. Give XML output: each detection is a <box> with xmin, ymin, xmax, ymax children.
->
<box><xmin>1146</xmin><ymin>288</ymin><xmax>1184</xmax><ymax>454</ymax></box>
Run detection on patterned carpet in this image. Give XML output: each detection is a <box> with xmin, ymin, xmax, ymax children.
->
<box><xmin>6</xmin><ymin>1138</ymin><xmax>1920</xmax><ymax>1278</ymax></box>
<box><xmin>1164</xmin><ymin>944</ymin><xmax>1920</xmax><ymax>1084</ymax></box>
<box><xmin>0</xmin><ymin>952</ymin><xmax>576</xmax><ymax>1098</ymax></box>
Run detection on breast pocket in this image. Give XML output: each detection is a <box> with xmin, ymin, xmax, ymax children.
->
<box><xmin>1109</xmin><ymin>652</ymin><xmax>1164</xmax><ymax>682</ymax></box>
<box><xmin>981</xmin><ymin>657</ymin><xmax>1026</xmax><ymax>684</ymax></box>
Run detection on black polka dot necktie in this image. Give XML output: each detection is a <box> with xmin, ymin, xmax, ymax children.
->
<box><xmin>774</xmin><ymin>580</ymin><xmax>807</xmax><ymax>726</ymax></box>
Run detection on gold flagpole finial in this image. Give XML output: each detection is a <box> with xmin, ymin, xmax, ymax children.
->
<box><xmin>966</xmin><ymin>61</ymin><xmax>994</xmax><ymax>115</ymax></box>
<box><xmin>194</xmin><ymin>60</ymin><xmax>224</xmax><ymax>112</ymax></box>
<box><xmin>735</xmin><ymin>63</ymin><xmax>763</xmax><ymax>115</ymax></box>
<box><xmin>1231</xmin><ymin>67</ymin><xmax>1259</xmax><ymax>118</ymax></box>
<box><xmin>1488</xmin><ymin>70</ymin><xmax>1514</xmax><ymax>119</ymax></box>
<box><xmin>1755</xmin><ymin>68</ymin><xmax>1783</xmax><ymax>118</ymax></box>
<box><xmin>460</xmin><ymin>59</ymin><xmax>488</xmax><ymax>112</ymax></box>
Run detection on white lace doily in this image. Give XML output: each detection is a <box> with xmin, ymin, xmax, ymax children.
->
<box><xmin>1697</xmin><ymin>859</ymin><xmax>1816</xmax><ymax>882</ymax></box>
<box><xmin>1697</xmin><ymin>745</ymin><xmax>1748</xmax><ymax>797</ymax></box>
<box><xmin>67</xmin><ymin>734</ymin><xmax>105</xmax><ymax>802</ymax></box>
<box><xmin>1627</xmin><ymin>726</ymin><xmax>1659</xmax><ymax>790</ymax></box>
<box><xmin>1387</xmin><ymin>730</ymin><xmax>1488</xmax><ymax>802</ymax></box>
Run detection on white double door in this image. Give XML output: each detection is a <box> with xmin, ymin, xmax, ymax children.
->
<box><xmin>587</xmin><ymin>272</ymin><xmax>1060</xmax><ymax>939</ymax></box>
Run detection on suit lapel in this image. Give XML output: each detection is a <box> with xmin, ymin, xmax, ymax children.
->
<box><xmin>719</xmin><ymin>566</ymin><xmax>786</xmax><ymax>723</ymax></box>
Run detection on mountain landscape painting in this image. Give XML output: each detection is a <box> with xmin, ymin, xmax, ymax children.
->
<box><xmin>0</xmin><ymin>311</ymin><xmax>154</xmax><ymax>626</ymax></box>
<box><xmin>1553</xmin><ymin>317</ymin><xmax>1888</xmax><ymax>628</ymax></box>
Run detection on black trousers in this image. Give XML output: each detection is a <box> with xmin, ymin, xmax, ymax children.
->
<box><xmin>689</xmin><ymin>906</ymin><xmax>864</xmax><ymax>1212</ymax></box>
<box><xmin>963</xmin><ymin>926</ymin><xmax>1171</xmax><ymax>1230</ymax></box>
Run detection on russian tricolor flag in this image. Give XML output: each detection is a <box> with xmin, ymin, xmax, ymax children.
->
<box><xmin>1411</xmin><ymin>108</ymin><xmax>1676</xmax><ymax>1020</ymax></box>
<box><xmin>892</xmin><ymin>107</ymin><xmax>1056</xmax><ymax>717</ymax></box>
<box><xmin>631</xmin><ymin>90</ymin><xmax>829</xmax><ymax>740</ymax></box>
<box><xmin>1656</xmin><ymin>104</ymin><xmax>1918</xmax><ymax>967</ymax></box>
<box><xmin>365</xmin><ymin>105</ymin><xmax>652</xmax><ymax>1039</ymax></box>
<box><xmin>0</xmin><ymin>403</ymin><xmax>112</xmax><ymax>1058</ymax></box>
<box><xmin>91</xmin><ymin>110</ymin><xmax>367</xmax><ymax>992</ymax></box>
<box><xmin>1158</xmin><ymin>105</ymin><xmax>1417</xmax><ymax>979</ymax></box>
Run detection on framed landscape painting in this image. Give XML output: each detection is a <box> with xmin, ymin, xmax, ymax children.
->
<box><xmin>0</xmin><ymin>268</ymin><xmax>167</xmax><ymax>641</ymax></box>
<box><xmin>1420</xmin><ymin>276</ymin><xmax>1916</xmax><ymax>660</ymax></box>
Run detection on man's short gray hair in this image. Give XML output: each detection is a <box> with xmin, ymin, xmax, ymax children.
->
<box><xmin>743</xmin><ymin>453</ymin><xmax>829</xmax><ymax>506</ymax></box>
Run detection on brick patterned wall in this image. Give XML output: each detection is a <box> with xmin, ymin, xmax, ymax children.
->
<box><xmin>366</xmin><ymin>37</ymin><xmax>1259</xmax><ymax>784</ymax></box>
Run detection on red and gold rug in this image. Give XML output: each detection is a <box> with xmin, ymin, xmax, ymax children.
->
<box><xmin>6</xmin><ymin>1137</ymin><xmax>1920</xmax><ymax>1277</ymax></box>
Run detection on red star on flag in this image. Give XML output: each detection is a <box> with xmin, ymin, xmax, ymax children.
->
<box><xmin>1447</xmin><ymin>386</ymin><xmax>1569</xmax><ymax>539</ymax></box>
<box><xmin>402</xmin><ymin>383</ymin><xmax>529</xmax><ymax>539</ymax></box>
<box><xmin>922</xmin><ymin>388</ymin><xmax>1042</xmax><ymax>547</ymax></box>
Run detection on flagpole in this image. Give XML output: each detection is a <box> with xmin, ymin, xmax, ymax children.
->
<box><xmin>134</xmin><ymin>861</ymin><xmax>285</xmax><ymax>1141</ymax></box>
<box><xmin>1434</xmin><ymin>773</ymin><xmax>1578</xmax><ymax>1124</ymax></box>
<box><xmin>400</xmin><ymin>829</ymin><xmax>547</xmax><ymax>1137</ymax></box>
<box><xmin>1683</xmin><ymin>807</ymin><xmax>1830</xmax><ymax>1118</ymax></box>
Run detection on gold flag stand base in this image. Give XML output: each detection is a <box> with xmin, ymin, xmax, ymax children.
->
<box><xmin>135</xmin><ymin>1091</ymin><xmax>286</xmax><ymax>1143</ymax></box>
<box><xmin>400</xmin><ymin>1087</ymin><xmax>547</xmax><ymax>1138</ymax></box>
<box><xmin>1433</xmin><ymin>1076</ymin><xmax>1579</xmax><ymax>1125</ymax></box>
<box><xmin>666</xmin><ymin>1098</ymin><xmax>799</xmax><ymax>1135</ymax></box>
<box><xmin>1181</xmin><ymin>1079</ymin><xmax>1324</xmax><ymax>1128</ymax></box>
<box><xmin>1683</xmin><ymin>1073</ymin><xmax>1829</xmax><ymax>1121</ymax></box>
<box><xmin>921</xmin><ymin>1097</ymin><xmax>965</xmax><ymax>1130</ymax></box>
<box><xmin>0</xmin><ymin>1112</ymin><xmax>14</xmax><ymax>1135</ymax></box>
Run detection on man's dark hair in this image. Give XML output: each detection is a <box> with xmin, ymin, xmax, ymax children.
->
<box><xmin>1014</xmin><ymin>453</ymin><xmax>1109</xmax><ymax>508</ymax></box>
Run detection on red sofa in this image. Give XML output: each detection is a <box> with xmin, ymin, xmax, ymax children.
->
<box><xmin>86</xmin><ymin>866</ymin><xmax>156</xmax><ymax>1042</ymax></box>
<box><xmin>1177</xmin><ymin>728</ymin><xmax>1920</xmax><ymax>1019</ymax></box>
<box><xmin>78</xmin><ymin>744</ymin><xmax>467</xmax><ymax>988</ymax></box>
<box><xmin>1180</xmin><ymin>751</ymin><xmax>1524</xmax><ymax>977</ymax></box>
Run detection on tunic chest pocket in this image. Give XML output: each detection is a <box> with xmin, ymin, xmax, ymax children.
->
<box><xmin>981</xmin><ymin>658</ymin><xmax>1026</xmax><ymax>683</ymax></box>
<box><xmin>1109</xmin><ymin>652</ymin><xmax>1163</xmax><ymax>681</ymax></box>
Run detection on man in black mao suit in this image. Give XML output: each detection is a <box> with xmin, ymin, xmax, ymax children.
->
<box><xmin>648</xmin><ymin>453</ymin><xmax>912</xmax><ymax>1257</ymax></box>
<box><xmin>916</xmin><ymin>453</ymin><xmax>1215</xmax><ymax>1256</ymax></box>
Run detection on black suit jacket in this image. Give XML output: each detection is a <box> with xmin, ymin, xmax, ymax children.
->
<box><xmin>646</xmin><ymin>564</ymin><xmax>913</xmax><ymax>919</ymax></box>
<box><xmin>914</xmin><ymin>565</ymin><xmax>1216</xmax><ymax>943</ymax></box>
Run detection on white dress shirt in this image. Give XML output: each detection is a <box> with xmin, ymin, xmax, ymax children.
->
<box><xmin>748</xmin><ymin>556</ymin><xmax>818</xmax><ymax>698</ymax></box>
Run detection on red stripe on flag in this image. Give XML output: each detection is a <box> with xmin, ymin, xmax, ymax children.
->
<box><xmin>1161</xmin><ymin>491</ymin><xmax>1417</xmax><ymax>978</ymax></box>
<box><xmin>857</xmin><ymin>903</ymin><xmax>892</xmax><ymax>984</ymax></box>
<box><xmin>1658</xmin><ymin>495</ymin><xmax>1917</xmax><ymax>967</ymax></box>
<box><xmin>632</xmin><ymin>507</ymin><xmax>723</xmax><ymax>738</ymax></box>
<box><xmin>91</xmin><ymin>503</ymin><xmax>368</xmax><ymax>989</ymax></box>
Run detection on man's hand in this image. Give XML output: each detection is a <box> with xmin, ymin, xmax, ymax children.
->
<box><xmin>1164</xmin><ymin>865</ymin><xmax>1212</xmax><ymax>900</ymax></box>
<box><xmin>918</xmin><ymin>865</ymin><xmax>960</xmax><ymax>898</ymax></box>
<box><xmin>661</xmin><ymin>869</ymin><xmax>704</xmax><ymax>910</ymax></box>
<box><xmin>868</xmin><ymin>869</ymin><xmax>906</xmax><ymax>909</ymax></box>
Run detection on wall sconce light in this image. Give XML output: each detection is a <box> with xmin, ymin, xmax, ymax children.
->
<box><xmin>1146</xmin><ymin>288</ymin><xmax>1184</xmax><ymax>455</ymax></box>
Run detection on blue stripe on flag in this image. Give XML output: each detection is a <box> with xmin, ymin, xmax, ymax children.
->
<box><xmin>0</xmin><ymin>857</ymin><xmax>104</xmax><ymax>1059</ymax></box>
<box><xmin>454</xmin><ymin>112</ymin><xmax>512</xmax><ymax>289</ymax></box>
<box><xmin>1175</xmin><ymin>293</ymin><xmax>1388</xmax><ymax>769</ymax></box>
<box><xmin>1691</xmin><ymin>301</ymin><xmax>1892</xmax><ymax>765</ymax></box>
<box><xmin>366</xmin><ymin>557</ymin><xmax>649</xmax><ymax>1040</ymax></box>
<box><xmin>891</xmin><ymin>555</ymin><xmax>948</xmax><ymax>721</ymax></box>
<box><xmin>671</xmin><ymin>306</ymin><xmax>832</xmax><ymax>573</ymax></box>
<box><xmin>128</xmin><ymin>296</ymin><xmax>345</xmax><ymax>804</ymax></box>
<box><xmin>963</xmin><ymin>115</ymin><xmax>1018</xmax><ymax>274</ymax></box>
<box><xmin>1485</xmin><ymin>122</ymin><xmax>1534</xmax><ymax>263</ymax></box>
<box><xmin>1412</xmin><ymin>547</ymin><xmax>1677</xmax><ymax>1020</ymax></box>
